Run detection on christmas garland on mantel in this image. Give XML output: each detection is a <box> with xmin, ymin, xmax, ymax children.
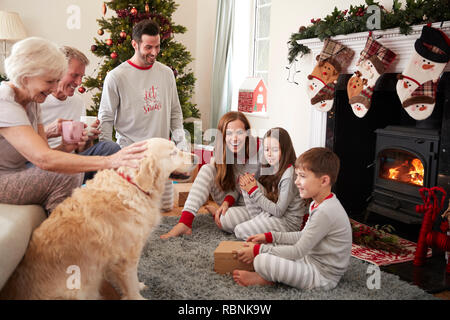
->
<box><xmin>288</xmin><ymin>0</ymin><xmax>450</xmax><ymax>64</ymax></box>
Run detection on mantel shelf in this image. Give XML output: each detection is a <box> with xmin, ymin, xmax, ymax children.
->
<box><xmin>297</xmin><ymin>21</ymin><xmax>450</xmax><ymax>74</ymax></box>
<box><xmin>303</xmin><ymin>21</ymin><xmax>450</xmax><ymax>150</ymax></box>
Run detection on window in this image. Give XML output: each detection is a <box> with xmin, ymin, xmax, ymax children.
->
<box><xmin>231</xmin><ymin>0</ymin><xmax>271</xmax><ymax>113</ymax></box>
<box><xmin>252</xmin><ymin>0</ymin><xmax>271</xmax><ymax>86</ymax></box>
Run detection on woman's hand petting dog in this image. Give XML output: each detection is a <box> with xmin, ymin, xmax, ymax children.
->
<box><xmin>106</xmin><ymin>141</ymin><xmax>148</xmax><ymax>169</ymax></box>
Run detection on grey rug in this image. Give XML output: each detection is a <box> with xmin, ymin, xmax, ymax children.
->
<box><xmin>138</xmin><ymin>214</ymin><xmax>437</xmax><ymax>300</ymax></box>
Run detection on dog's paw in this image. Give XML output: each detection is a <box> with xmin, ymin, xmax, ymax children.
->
<box><xmin>139</xmin><ymin>282</ymin><xmax>148</xmax><ymax>291</ymax></box>
<box><xmin>122</xmin><ymin>293</ymin><xmax>147</xmax><ymax>300</ymax></box>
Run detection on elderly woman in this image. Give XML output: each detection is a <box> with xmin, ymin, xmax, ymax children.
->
<box><xmin>0</xmin><ymin>37</ymin><xmax>146</xmax><ymax>214</ymax></box>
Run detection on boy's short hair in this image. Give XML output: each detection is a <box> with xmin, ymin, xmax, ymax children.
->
<box><xmin>295</xmin><ymin>147</ymin><xmax>340</xmax><ymax>186</ymax></box>
<box><xmin>132</xmin><ymin>19</ymin><xmax>160</xmax><ymax>42</ymax></box>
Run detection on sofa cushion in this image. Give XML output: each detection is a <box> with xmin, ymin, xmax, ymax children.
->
<box><xmin>0</xmin><ymin>204</ymin><xmax>46</xmax><ymax>289</ymax></box>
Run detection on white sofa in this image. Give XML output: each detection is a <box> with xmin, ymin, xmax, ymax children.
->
<box><xmin>0</xmin><ymin>204</ymin><xmax>46</xmax><ymax>289</ymax></box>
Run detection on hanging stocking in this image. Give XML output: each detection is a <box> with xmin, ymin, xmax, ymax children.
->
<box><xmin>306</xmin><ymin>38</ymin><xmax>354</xmax><ymax>112</ymax></box>
<box><xmin>396</xmin><ymin>25</ymin><xmax>450</xmax><ymax>121</ymax></box>
<box><xmin>348</xmin><ymin>33</ymin><xmax>397</xmax><ymax>118</ymax></box>
<box><xmin>310</xmin><ymin>82</ymin><xmax>336</xmax><ymax>112</ymax></box>
<box><xmin>401</xmin><ymin>80</ymin><xmax>438</xmax><ymax>120</ymax></box>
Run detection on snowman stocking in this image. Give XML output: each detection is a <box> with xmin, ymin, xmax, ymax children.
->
<box><xmin>348</xmin><ymin>34</ymin><xmax>397</xmax><ymax>118</ymax></box>
<box><xmin>310</xmin><ymin>82</ymin><xmax>336</xmax><ymax>111</ymax></box>
<box><xmin>306</xmin><ymin>38</ymin><xmax>354</xmax><ymax>112</ymax></box>
<box><xmin>396</xmin><ymin>25</ymin><xmax>450</xmax><ymax>121</ymax></box>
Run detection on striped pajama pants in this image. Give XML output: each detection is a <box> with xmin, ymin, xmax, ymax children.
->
<box><xmin>220</xmin><ymin>209</ymin><xmax>292</xmax><ymax>240</ymax></box>
<box><xmin>253</xmin><ymin>253</ymin><xmax>338</xmax><ymax>290</ymax></box>
<box><xmin>183</xmin><ymin>164</ymin><xmax>293</xmax><ymax>239</ymax></box>
<box><xmin>182</xmin><ymin>163</ymin><xmax>246</xmax><ymax>219</ymax></box>
<box><xmin>220</xmin><ymin>183</ymin><xmax>294</xmax><ymax>240</ymax></box>
<box><xmin>161</xmin><ymin>180</ymin><xmax>174</xmax><ymax>212</ymax></box>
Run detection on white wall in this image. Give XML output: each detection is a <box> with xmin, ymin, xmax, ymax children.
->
<box><xmin>173</xmin><ymin>0</ymin><xmax>217</xmax><ymax>129</ymax></box>
<box><xmin>0</xmin><ymin>0</ymin><xmax>111</xmax><ymax>107</ymax></box>
<box><xmin>246</xmin><ymin>0</ymin><xmax>400</xmax><ymax>156</ymax></box>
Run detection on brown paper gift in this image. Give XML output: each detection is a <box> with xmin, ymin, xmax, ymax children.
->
<box><xmin>213</xmin><ymin>241</ymin><xmax>255</xmax><ymax>274</ymax></box>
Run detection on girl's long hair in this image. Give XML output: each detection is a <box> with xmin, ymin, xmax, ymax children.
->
<box><xmin>214</xmin><ymin>111</ymin><xmax>252</xmax><ymax>192</ymax></box>
<box><xmin>259</xmin><ymin>127</ymin><xmax>296</xmax><ymax>202</ymax></box>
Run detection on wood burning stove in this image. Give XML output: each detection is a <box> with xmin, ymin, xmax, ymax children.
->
<box><xmin>326</xmin><ymin>72</ymin><xmax>449</xmax><ymax>228</ymax></box>
<box><xmin>368</xmin><ymin>126</ymin><xmax>440</xmax><ymax>224</ymax></box>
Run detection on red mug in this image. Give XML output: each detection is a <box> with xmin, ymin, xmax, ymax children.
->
<box><xmin>62</xmin><ymin>121</ymin><xmax>84</xmax><ymax>144</ymax></box>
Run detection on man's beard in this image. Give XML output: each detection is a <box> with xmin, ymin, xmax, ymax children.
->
<box><xmin>139</xmin><ymin>50</ymin><xmax>156</xmax><ymax>66</ymax></box>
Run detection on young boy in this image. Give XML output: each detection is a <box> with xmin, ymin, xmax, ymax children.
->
<box><xmin>233</xmin><ymin>147</ymin><xmax>352</xmax><ymax>290</ymax></box>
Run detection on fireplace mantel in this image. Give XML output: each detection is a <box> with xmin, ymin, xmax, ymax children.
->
<box><xmin>301</xmin><ymin>21</ymin><xmax>450</xmax><ymax>149</ymax></box>
<box><xmin>297</xmin><ymin>21</ymin><xmax>450</xmax><ymax>74</ymax></box>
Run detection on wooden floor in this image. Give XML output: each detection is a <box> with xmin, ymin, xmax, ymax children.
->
<box><xmin>434</xmin><ymin>291</ymin><xmax>450</xmax><ymax>300</ymax></box>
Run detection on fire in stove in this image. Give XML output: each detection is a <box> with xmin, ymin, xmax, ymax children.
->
<box><xmin>369</xmin><ymin>126</ymin><xmax>440</xmax><ymax>224</ymax></box>
<box><xmin>387</xmin><ymin>158</ymin><xmax>424</xmax><ymax>186</ymax></box>
<box><xmin>379</xmin><ymin>149</ymin><xmax>425</xmax><ymax>187</ymax></box>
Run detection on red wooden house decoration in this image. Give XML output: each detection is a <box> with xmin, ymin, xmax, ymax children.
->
<box><xmin>238</xmin><ymin>77</ymin><xmax>267</xmax><ymax>113</ymax></box>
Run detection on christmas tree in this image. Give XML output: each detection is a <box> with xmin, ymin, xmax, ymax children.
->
<box><xmin>83</xmin><ymin>0</ymin><xmax>199</xmax><ymax>140</ymax></box>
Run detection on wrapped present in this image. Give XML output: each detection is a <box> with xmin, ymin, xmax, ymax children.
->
<box><xmin>214</xmin><ymin>241</ymin><xmax>254</xmax><ymax>274</ymax></box>
<box><xmin>193</xmin><ymin>144</ymin><xmax>214</xmax><ymax>169</ymax></box>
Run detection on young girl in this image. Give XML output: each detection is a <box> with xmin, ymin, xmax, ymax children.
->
<box><xmin>219</xmin><ymin>127</ymin><xmax>307</xmax><ymax>240</ymax></box>
<box><xmin>160</xmin><ymin>111</ymin><xmax>261</xmax><ymax>239</ymax></box>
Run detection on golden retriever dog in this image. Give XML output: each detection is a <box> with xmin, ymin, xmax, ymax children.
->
<box><xmin>0</xmin><ymin>138</ymin><xmax>197</xmax><ymax>300</ymax></box>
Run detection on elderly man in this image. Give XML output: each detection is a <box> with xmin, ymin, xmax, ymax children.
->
<box><xmin>40</xmin><ymin>46</ymin><xmax>121</xmax><ymax>182</ymax></box>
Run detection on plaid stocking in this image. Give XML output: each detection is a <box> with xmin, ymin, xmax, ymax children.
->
<box><xmin>397</xmin><ymin>25</ymin><xmax>450</xmax><ymax>121</ymax></box>
<box><xmin>306</xmin><ymin>38</ymin><xmax>354</xmax><ymax>112</ymax></box>
<box><xmin>348</xmin><ymin>34</ymin><xmax>397</xmax><ymax>118</ymax></box>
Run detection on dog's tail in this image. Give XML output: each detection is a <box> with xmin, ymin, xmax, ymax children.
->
<box><xmin>0</xmin><ymin>266</ymin><xmax>24</xmax><ymax>300</ymax></box>
<box><xmin>0</xmin><ymin>248</ymin><xmax>43</xmax><ymax>299</ymax></box>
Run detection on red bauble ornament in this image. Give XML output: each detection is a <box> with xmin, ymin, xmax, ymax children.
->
<box><xmin>130</xmin><ymin>7</ymin><xmax>138</xmax><ymax>15</ymax></box>
<box><xmin>91</xmin><ymin>45</ymin><xmax>98</xmax><ymax>52</ymax></box>
<box><xmin>106</xmin><ymin>38</ymin><xmax>113</xmax><ymax>46</ymax></box>
<box><xmin>120</xmin><ymin>30</ymin><xmax>127</xmax><ymax>39</ymax></box>
<box><xmin>78</xmin><ymin>86</ymin><xmax>86</xmax><ymax>94</ymax></box>
<box><xmin>97</xmin><ymin>29</ymin><xmax>104</xmax><ymax>36</ymax></box>
<box><xmin>110</xmin><ymin>52</ymin><xmax>118</xmax><ymax>59</ymax></box>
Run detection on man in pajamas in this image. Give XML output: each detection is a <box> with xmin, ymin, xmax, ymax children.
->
<box><xmin>98</xmin><ymin>19</ymin><xmax>186</xmax><ymax>211</ymax></box>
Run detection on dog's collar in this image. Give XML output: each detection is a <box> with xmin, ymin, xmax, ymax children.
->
<box><xmin>116</xmin><ymin>170</ymin><xmax>151</xmax><ymax>197</ymax></box>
